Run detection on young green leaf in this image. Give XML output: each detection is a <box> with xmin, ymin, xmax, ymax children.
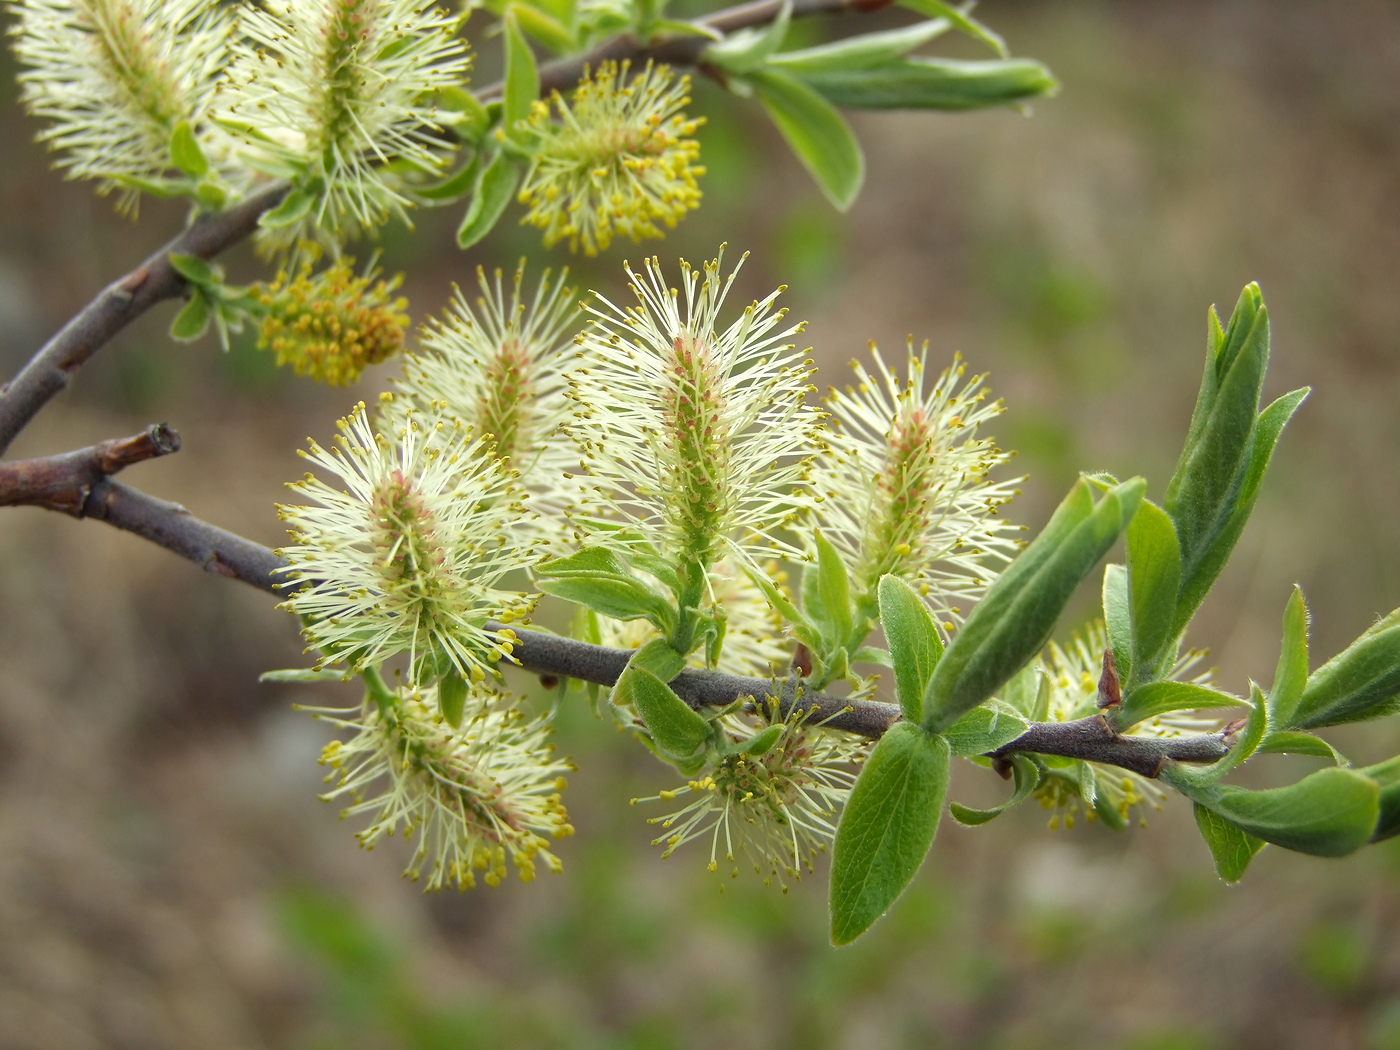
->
<box><xmin>749</xmin><ymin>69</ymin><xmax>864</xmax><ymax>211</ymax></box>
<box><xmin>829</xmin><ymin>724</ymin><xmax>950</xmax><ymax>946</ymax></box>
<box><xmin>1115</xmin><ymin>681</ymin><xmax>1241</xmax><ymax>732</ymax></box>
<box><xmin>1256</xmin><ymin>731</ymin><xmax>1345</xmax><ymax>763</ymax></box>
<box><xmin>1193</xmin><ymin>802</ymin><xmax>1266</xmax><ymax>883</ymax></box>
<box><xmin>1163</xmin><ymin>764</ymin><xmax>1379</xmax><ymax>857</ymax></box>
<box><xmin>536</xmin><ymin>575</ymin><xmax>675</xmax><ymax>632</ymax></box>
<box><xmin>1102</xmin><ymin>563</ymin><xmax>1132</xmax><ymax>685</ymax></box>
<box><xmin>1359</xmin><ymin>755</ymin><xmax>1400</xmax><ymax>842</ymax></box>
<box><xmin>614</xmin><ymin>665</ymin><xmax>710</xmax><ymax>760</ymax></box>
<box><xmin>878</xmin><ymin>573</ymin><xmax>943</xmax><ymax>723</ymax></box>
<box><xmin>1172</xmin><ymin>385</ymin><xmax>1309</xmax><ymax>637</ymax></box>
<box><xmin>1267</xmin><ymin>585</ymin><xmax>1310</xmax><ymax>728</ymax></box>
<box><xmin>923</xmin><ymin>476</ymin><xmax>1145</xmax><ymax>731</ymax></box>
<box><xmin>457</xmin><ymin>153</ymin><xmax>521</xmax><ymax>248</ymax></box>
<box><xmin>169</xmin><ymin>290</ymin><xmax>212</xmax><ymax>342</ymax></box>
<box><xmin>940</xmin><ymin>701</ymin><xmax>1027</xmax><ymax>756</ymax></box>
<box><xmin>1125</xmin><ymin>499</ymin><xmax>1181</xmax><ymax>678</ymax></box>
<box><xmin>510</xmin><ymin>2</ymin><xmax>575</xmax><ymax>54</ymax></box>
<box><xmin>259</xmin><ymin>668</ymin><xmax>344</xmax><ymax>683</ymax></box>
<box><xmin>502</xmin><ymin>12</ymin><xmax>540</xmax><ymax>132</ymax></box>
<box><xmin>894</xmin><ymin>0</ymin><xmax>1008</xmax><ymax>55</ymax></box>
<box><xmin>537</xmin><ymin>546</ymin><xmax>635</xmax><ymax>579</ymax></box>
<box><xmin>789</xmin><ymin>57</ymin><xmax>1057</xmax><ymax>111</ymax></box>
<box><xmin>438</xmin><ymin>86</ymin><xmax>492</xmax><ymax>143</ymax></box>
<box><xmin>769</xmin><ymin>19</ymin><xmax>955</xmax><ymax>75</ymax></box>
<box><xmin>168</xmin><ymin>253</ymin><xmax>217</xmax><ymax>288</ymax></box>
<box><xmin>414</xmin><ymin>156</ymin><xmax>480</xmax><ymax>203</ymax></box>
<box><xmin>629</xmin><ymin>637</ymin><xmax>686</xmax><ymax>683</ymax></box>
<box><xmin>438</xmin><ymin>671</ymin><xmax>468</xmax><ymax>727</ymax></box>
<box><xmin>998</xmin><ymin>660</ymin><xmax>1043</xmax><ymax>719</ymax></box>
<box><xmin>1289</xmin><ymin>609</ymin><xmax>1400</xmax><ymax>730</ymax></box>
<box><xmin>727</xmin><ymin>722</ymin><xmax>785</xmax><ymax>758</ymax></box>
<box><xmin>949</xmin><ymin>754</ymin><xmax>1038</xmax><ymax>826</ymax></box>
<box><xmin>704</xmin><ymin>0</ymin><xmax>791</xmax><ymax>74</ymax></box>
<box><xmin>806</xmin><ymin>531</ymin><xmax>854</xmax><ymax>651</ymax></box>
<box><xmin>169</xmin><ymin>121</ymin><xmax>209</xmax><ymax>179</ymax></box>
<box><xmin>259</xmin><ymin>188</ymin><xmax>315</xmax><ymax>229</ymax></box>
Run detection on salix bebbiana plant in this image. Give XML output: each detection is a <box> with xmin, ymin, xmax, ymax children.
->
<box><xmin>5</xmin><ymin>0</ymin><xmax>1400</xmax><ymax>954</ymax></box>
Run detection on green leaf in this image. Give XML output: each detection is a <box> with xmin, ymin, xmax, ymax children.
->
<box><xmin>509</xmin><ymin>1</ymin><xmax>575</xmax><ymax>54</ymax></box>
<box><xmin>1163</xmin><ymin>764</ymin><xmax>1379</xmax><ymax>857</ymax></box>
<box><xmin>1290</xmin><ymin>610</ymin><xmax>1400</xmax><ymax>730</ymax></box>
<box><xmin>829</xmin><ymin>724</ymin><xmax>950</xmax><ymax>945</ymax></box>
<box><xmin>457</xmin><ymin>152</ymin><xmax>520</xmax><ymax>248</ymax></box>
<box><xmin>111</xmin><ymin>173</ymin><xmax>193</xmax><ymax>199</ymax></box>
<box><xmin>169</xmin><ymin>290</ymin><xmax>212</xmax><ymax>342</ymax></box>
<box><xmin>878</xmin><ymin>574</ymin><xmax>943</xmax><ymax>723</ymax></box>
<box><xmin>770</xmin><ymin>20</ymin><xmax>955</xmax><ymax>74</ymax></box>
<box><xmin>749</xmin><ymin>68</ymin><xmax>864</xmax><ymax>211</ymax></box>
<box><xmin>194</xmin><ymin>181</ymin><xmax>228</xmax><ymax>210</ymax></box>
<box><xmin>438</xmin><ymin>671</ymin><xmax>468</xmax><ymax>727</ymax></box>
<box><xmin>168</xmin><ymin>253</ymin><xmax>217</xmax><ymax>287</ymax></box>
<box><xmin>704</xmin><ymin>0</ymin><xmax>791</xmax><ymax>74</ymax></box>
<box><xmin>728</xmin><ymin>723</ymin><xmax>785</xmax><ymax>758</ymax></box>
<box><xmin>614</xmin><ymin>665</ymin><xmax>710</xmax><ymax>759</ymax></box>
<box><xmin>1115</xmin><ymin>681</ymin><xmax>1242</xmax><ymax>732</ymax></box>
<box><xmin>1268</xmin><ymin>585</ymin><xmax>1310</xmax><ymax>728</ymax></box>
<box><xmin>852</xmin><ymin>645</ymin><xmax>893</xmax><ymax>668</ymax></box>
<box><xmin>414</xmin><ymin>156</ymin><xmax>480</xmax><ymax>203</ymax></box>
<box><xmin>949</xmin><ymin>753</ymin><xmax>1038</xmax><ymax>826</ymax></box>
<box><xmin>1257</xmin><ymin>731</ymin><xmax>1345</xmax><ymax>763</ymax></box>
<box><xmin>259</xmin><ymin>188</ymin><xmax>315</xmax><ymax>229</ymax></box>
<box><xmin>940</xmin><ymin>701</ymin><xmax>1027</xmax><ymax>756</ymax></box>
<box><xmin>1164</xmin><ymin>285</ymin><xmax>1310</xmax><ymax>637</ymax></box>
<box><xmin>1359</xmin><ymin>755</ymin><xmax>1400</xmax><ymax>842</ymax></box>
<box><xmin>741</xmin><ymin>561</ymin><xmax>805</xmax><ymax>628</ymax></box>
<box><xmin>629</xmin><ymin>637</ymin><xmax>686</xmax><ymax>683</ymax></box>
<box><xmin>437</xmin><ymin>88</ymin><xmax>491</xmax><ymax>146</ymax></box>
<box><xmin>537</xmin><ymin>576</ymin><xmax>674</xmax><ymax>632</ymax></box>
<box><xmin>1175</xmin><ymin>386</ymin><xmax>1310</xmax><ymax>637</ymax></box>
<box><xmin>168</xmin><ymin>121</ymin><xmax>209</xmax><ymax>179</ymax></box>
<box><xmin>537</xmin><ymin>546</ymin><xmax>632</xmax><ymax>579</ymax></box>
<box><xmin>502</xmin><ymin>12</ymin><xmax>540</xmax><ymax>132</ymax></box>
<box><xmin>792</xmin><ymin>57</ymin><xmax>1057</xmax><ymax>111</ymax></box>
<box><xmin>1125</xmin><ymin>499</ymin><xmax>1181</xmax><ymax>677</ymax></box>
<box><xmin>895</xmin><ymin>0</ymin><xmax>1008</xmax><ymax>55</ymax></box>
<box><xmin>923</xmin><ymin>476</ymin><xmax>1145</xmax><ymax>731</ymax></box>
<box><xmin>1193</xmin><ymin>802</ymin><xmax>1266</xmax><ymax>882</ymax></box>
<box><xmin>807</xmin><ymin>531</ymin><xmax>854</xmax><ymax>651</ymax></box>
<box><xmin>1206</xmin><ymin>683</ymin><xmax>1268</xmax><ymax>779</ymax></box>
<box><xmin>1102</xmin><ymin>563</ymin><xmax>1132</xmax><ymax>686</ymax></box>
<box><xmin>259</xmin><ymin>667</ymin><xmax>344</xmax><ymax>683</ymax></box>
<box><xmin>1078</xmin><ymin>760</ymin><xmax>1098</xmax><ymax>807</ymax></box>
<box><xmin>998</xmin><ymin>660</ymin><xmax>1043</xmax><ymax>719</ymax></box>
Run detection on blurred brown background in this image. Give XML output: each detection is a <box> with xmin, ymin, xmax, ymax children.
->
<box><xmin>2</xmin><ymin>2</ymin><xmax>1400</xmax><ymax>1048</ymax></box>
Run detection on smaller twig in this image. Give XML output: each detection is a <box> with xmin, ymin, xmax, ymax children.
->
<box><xmin>482</xmin><ymin>0</ymin><xmax>893</xmax><ymax>103</ymax></box>
<box><xmin>989</xmin><ymin>714</ymin><xmax>1229</xmax><ymax>778</ymax></box>
<box><xmin>0</xmin><ymin>424</ymin><xmax>181</xmax><ymax>514</ymax></box>
<box><xmin>82</xmin><ymin>480</ymin><xmax>293</xmax><ymax>588</ymax></box>
<box><xmin>0</xmin><ymin>467</ymin><xmax>1234</xmax><ymax>773</ymax></box>
<box><xmin>0</xmin><ymin>183</ymin><xmax>289</xmax><ymax>456</ymax></box>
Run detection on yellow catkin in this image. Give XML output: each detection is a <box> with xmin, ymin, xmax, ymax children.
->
<box><xmin>256</xmin><ymin>257</ymin><xmax>408</xmax><ymax>385</ymax></box>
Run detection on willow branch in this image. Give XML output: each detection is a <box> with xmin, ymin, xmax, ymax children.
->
<box><xmin>0</xmin><ymin>0</ymin><xmax>888</xmax><ymax>452</ymax></box>
<box><xmin>0</xmin><ymin>184</ymin><xmax>290</xmax><ymax>456</ymax></box>
<box><xmin>0</xmin><ymin>435</ymin><xmax>1230</xmax><ymax>771</ymax></box>
<box><xmin>502</xmin><ymin>0</ymin><xmax>893</xmax><ymax>103</ymax></box>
